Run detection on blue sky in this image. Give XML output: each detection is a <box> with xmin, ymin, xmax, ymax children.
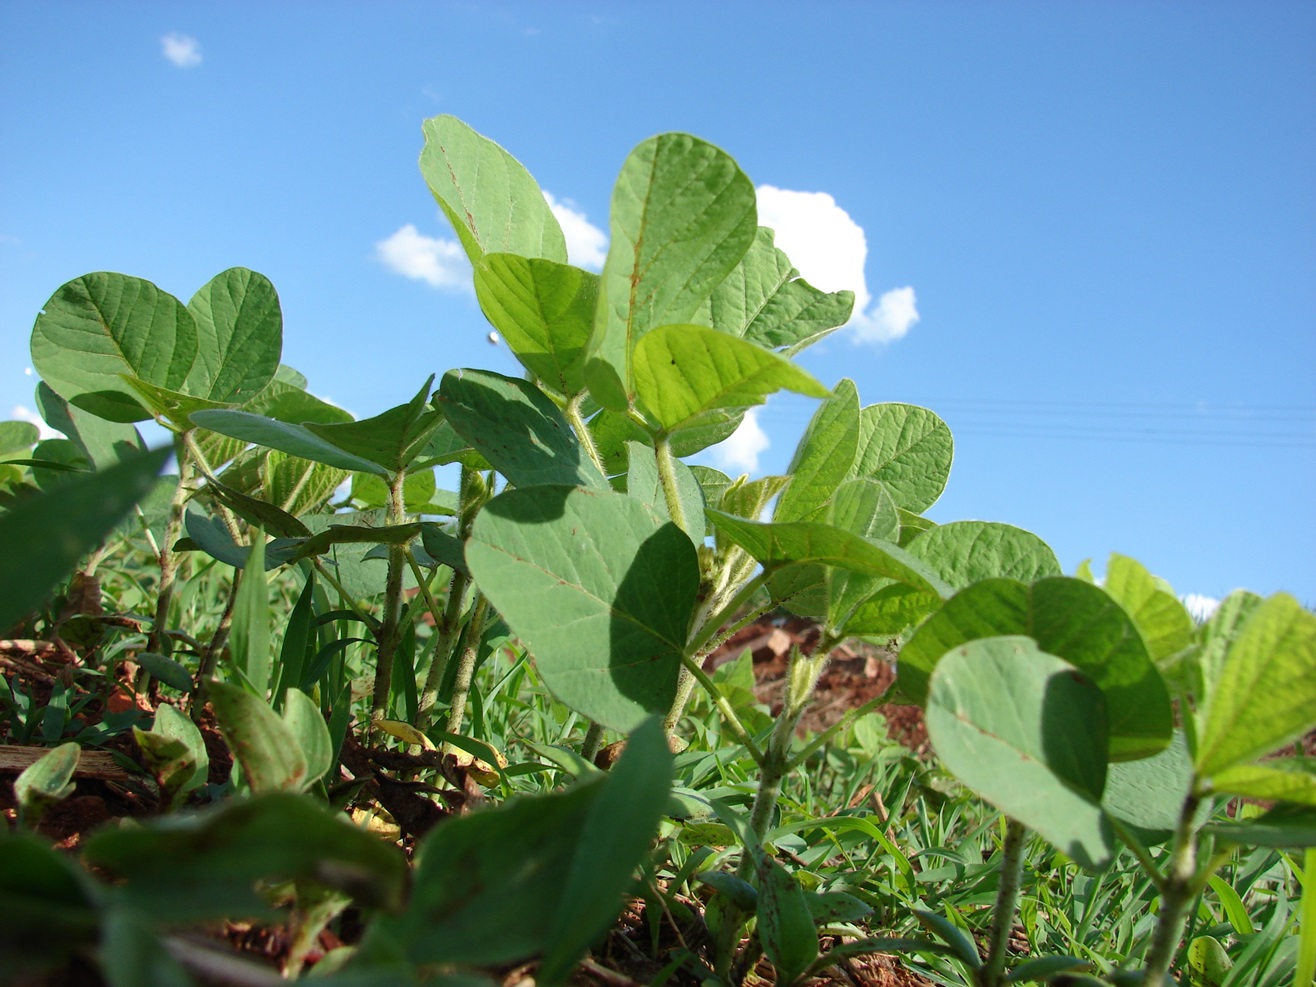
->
<box><xmin>2</xmin><ymin>3</ymin><xmax>1313</xmax><ymax>606</ymax></box>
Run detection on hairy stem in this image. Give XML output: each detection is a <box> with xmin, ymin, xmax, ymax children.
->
<box><xmin>654</xmin><ymin>434</ymin><xmax>690</xmax><ymax>537</ymax></box>
<box><xmin>980</xmin><ymin>818</ymin><xmax>1027</xmax><ymax>987</ymax></box>
<box><xmin>416</xmin><ymin>568</ymin><xmax>471</xmax><ymax>729</ymax></box>
<box><xmin>579</xmin><ymin>721</ymin><xmax>605</xmax><ymax>763</ymax></box>
<box><xmin>566</xmin><ymin>393</ymin><xmax>607</xmax><ymax>476</ymax></box>
<box><xmin>443</xmin><ymin>594</ymin><xmax>491</xmax><ymax>740</ymax></box>
<box><xmin>1142</xmin><ymin>787</ymin><xmax>1203</xmax><ymax>987</ymax></box>
<box><xmin>368</xmin><ymin>470</ymin><xmax>409</xmax><ymax>734</ymax></box>
<box><xmin>149</xmin><ymin>432</ymin><xmax>195</xmax><ymax>655</ymax></box>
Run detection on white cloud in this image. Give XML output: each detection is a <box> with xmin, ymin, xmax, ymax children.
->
<box><xmin>161</xmin><ymin>33</ymin><xmax>202</xmax><ymax>68</ymax></box>
<box><xmin>376</xmin><ymin>224</ymin><xmax>470</xmax><ymax>290</ymax></box>
<box><xmin>9</xmin><ymin>405</ymin><xmax>62</xmax><ymax>441</ymax></box>
<box><xmin>1181</xmin><ymin>593</ymin><xmax>1220</xmax><ymax>622</ymax></box>
<box><xmin>544</xmin><ymin>191</ymin><xmax>608</xmax><ymax>270</ymax></box>
<box><xmin>755</xmin><ymin>184</ymin><xmax>919</xmax><ymax>345</ymax></box>
<box><xmin>710</xmin><ymin>408</ymin><xmax>769</xmax><ymax>475</ymax></box>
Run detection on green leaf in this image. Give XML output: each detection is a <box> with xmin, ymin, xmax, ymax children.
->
<box><xmin>0</xmin><ymin>419</ymin><xmax>38</xmax><ymax>454</ymax></box>
<box><xmin>705</xmin><ymin>227</ymin><xmax>854</xmax><ymax>353</ymax></box>
<box><xmin>13</xmin><ymin>742</ymin><xmax>79</xmax><ymax>828</ymax></box>
<box><xmin>925</xmin><ymin>638</ymin><xmax>1115</xmax><ymax>869</ymax></box>
<box><xmin>30</xmin><ymin>272</ymin><xmax>196</xmax><ymax>422</ymax></box>
<box><xmin>757</xmin><ymin>856</ymin><xmax>820</xmax><ymax>987</ymax></box>
<box><xmin>420</xmin><ymin>114</ymin><xmax>566</xmax><ymax>265</ymax></box>
<box><xmin>842</xmin><ymin>583</ymin><xmax>942</xmax><ymax>639</ymax></box>
<box><xmin>1194</xmin><ymin>589</ymin><xmax>1264</xmax><ymax>726</ymax></box>
<box><xmin>912</xmin><ymin>909</ymin><xmax>982</xmax><ymax>970</ymax></box>
<box><xmin>707</xmin><ymin>510</ymin><xmax>952</xmax><ymax>599</ymax></box>
<box><xmin>1211</xmin><ymin>759</ymin><xmax>1316</xmax><ymax>806</ymax></box>
<box><xmin>438</xmin><ymin>369</ymin><xmax>607</xmax><ymax>489</ymax></box>
<box><xmin>35</xmin><ymin>382</ymin><xmax>146</xmax><ymax>469</ymax></box>
<box><xmin>133</xmin><ymin>704</ymin><xmax>208</xmax><ymax>809</ymax></box>
<box><xmin>307</xmin><ymin>378</ymin><xmax>442</xmax><ymax>476</ymax></box>
<box><xmin>775</xmin><ymin>379</ymin><xmax>860</xmax><ymax>523</ymax></box>
<box><xmin>900</xmin><ymin>577</ymin><xmax>1172</xmax><ymax>760</ymax></box>
<box><xmin>588</xmin><ymin>133</ymin><xmax>757</xmax><ymax>409</ymax></box>
<box><xmin>851</xmin><ymin>403</ymin><xmax>953</xmax><ymax>513</ymax></box>
<box><xmin>1186</xmin><ymin>935</ymin><xmax>1232</xmax><ymax>987</ymax></box>
<box><xmin>184</xmin><ymin>267</ymin><xmax>282</xmax><ymax>403</ymax></box>
<box><xmin>282</xmin><ymin>688</ymin><xmax>333</xmax><ymax>788</ymax></box>
<box><xmin>0</xmin><ymin>446</ymin><xmax>170</xmax><ymax>633</ymax></box>
<box><xmin>291</xmin><ymin>521</ymin><xmax>424</xmax><ymax>564</ymax></box>
<box><xmin>208</xmin><ymin>680</ymin><xmax>308</xmax><ymax>794</ymax></box>
<box><xmin>419</xmin><ymin>523</ymin><xmax>468</xmax><ymax>575</ymax></box>
<box><xmin>466</xmin><ymin>486</ymin><xmax>699</xmax><ymax>731</ymax></box>
<box><xmin>1102</xmin><ymin>553</ymin><xmax>1195</xmax><ymax>663</ymax></box>
<box><xmin>906</xmin><ymin>521</ymin><xmax>1061</xmax><ymax>591</ymax></box>
<box><xmin>83</xmin><ymin>793</ymin><xmax>407</xmax><ymax>921</ymax></box>
<box><xmin>826</xmin><ymin>479</ymin><xmax>902</xmax><ymax>628</ymax></box>
<box><xmin>230</xmin><ymin>536</ymin><xmax>272</xmax><ymax>696</ymax></box>
<box><xmin>190</xmin><ymin>409</ymin><xmax>390</xmax><ymax>476</ymax></box>
<box><xmin>633</xmin><ymin>324</ymin><xmax>828</xmax><ymax>434</ymax></box>
<box><xmin>474</xmin><ymin>254</ymin><xmax>597</xmax><ymax>397</ymax></box>
<box><xmin>540</xmin><ymin>718</ymin><xmax>674</xmax><ymax>983</ymax></box>
<box><xmin>1196</xmin><ymin>593</ymin><xmax>1316</xmax><ymax>776</ymax></box>
<box><xmin>1103</xmin><ymin>731</ymin><xmax>1199</xmax><ymax>845</ymax></box>
<box><xmin>136</xmin><ymin>652</ymin><xmax>195</xmax><ymax>692</ymax></box>
<box><xmin>718</xmin><ymin>472</ymin><xmax>791</xmax><ymax>522</ymax></box>
<box><xmin>1203</xmin><ymin>805</ymin><xmax>1316</xmax><ymax>848</ymax></box>
<box><xmin>624</xmin><ymin>440</ymin><xmax>706</xmax><ymax>539</ymax></box>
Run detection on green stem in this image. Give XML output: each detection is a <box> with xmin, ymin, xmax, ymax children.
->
<box><xmin>980</xmin><ymin>818</ymin><xmax>1027</xmax><ymax>987</ymax></box>
<box><xmin>654</xmin><ymin>433</ymin><xmax>690</xmax><ymax>536</ymax></box>
<box><xmin>416</xmin><ymin>568</ymin><xmax>471</xmax><ymax>729</ymax></box>
<box><xmin>369</xmin><ymin>470</ymin><xmax>409</xmax><ymax>734</ymax></box>
<box><xmin>148</xmin><ymin>432</ymin><xmax>195</xmax><ymax>655</ymax></box>
<box><xmin>566</xmin><ymin>393</ymin><xmax>607</xmax><ymax>476</ymax></box>
<box><xmin>580</xmin><ymin>721</ymin><xmax>605</xmax><ymax>763</ymax></box>
<box><xmin>678</xmin><ymin>653</ymin><xmax>763</xmax><ymax>766</ymax></box>
<box><xmin>1142</xmin><ymin>787</ymin><xmax>1203</xmax><ymax>987</ymax></box>
<box><xmin>190</xmin><ymin>572</ymin><xmax>239</xmax><ymax>722</ymax></box>
<box><xmin>444</xmin><ymin>594</ymin><xmax>491</xmax><ymax>741</ymax></box>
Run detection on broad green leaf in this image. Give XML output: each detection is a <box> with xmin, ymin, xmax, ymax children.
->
<box><xmin>775</xmin><ymin>379</ymin><xmax>861</xmax><ymax>523</ymax></box>
<box><xmin>1196</xmin><ymin>593</ymin><xmax>1316</xmax><ymax>776</ymax></box>
<box><xmin>205</xmin><ymin>475</ymin><xmax>311</xmax><ymax>538</ymax></box>
<box><xmin>260</xmin><ymin>449</ymin><xmax>347</xmax><ymax>516</ymax></box>
<box><xmin>181</xmin><ymin>508</ymin><xmax>298</xmax><ymax>570</ymax></box>
<box><xmin>1102</xmin><ymin>554</ymin><xmax>1195</xmax><ymax>663</ymax></box>
<box><xmin>1194</xmin><ymin>588</ymin><xmax>1264</xmax><ymax>720</ymax></box>
<box><xmin>420</xmin><ymin>522</ymin><xmax>468</xmax><ymax>575</ymax></box>
<box><xmin>588</xmin><ymin>133</ymin><xmax>757</xmax><ymax>409</ymax></box>
<box><xmin>757</xmin><ymin>856</ymin><xmax>819</xmax><ymax>987</ymax></box>
<box><xmin>0</xmin><ymin>446</ymin><xmax>170</xmax><ymax>632</ymax></box>
<box><xmin>438</xmin><ymin>369</ymin><xmax>607</xmax><ymax>489</ymax></box>
<box><xmin>843</xmin><ymin>583</ymin><xmax>941</xmax><ymax>639</ymax></box>
<box><xmin>282</xmin><ymin>688</ymin><xmax>333</xmax><ymax>787</ymax></box>
<box><xmin>474</xmin><ymin>254</ymin><xmax>597</xmax><ymax>397</ymax></box>
<box><xmin>14</xmin><ymin>742</ymin><xmax>79</xmax><ymax>827</ymax></box>
<box><xmin>208</xmin><ymin>680</ymin><xmax>307</xmax><ymax>794</ymax></box>
<box><xmin>191</xmin><ymin>409</ymin><xmax>389</xmax><ymax>476</ymax></box>
<box><xmin>372</xmin><ymin>779</ymin><xmax>600</xmax><ymax>967</ymax></box>
<box><xmin>707</xmin><ymin>509</ymin><xmax>952</xmax><ymax>599</ymax></box>
<box><xmin>633</xmin><ymin>324</ymin><xmax>829</xmax><ymax>434</ymax></box>
<box><xmin>301</xmin><ymin>510</ymin><xmax>406</xmax><ymax>601</ymax></box>
<box><xmin>83</xmin><ymin>793</ymin><xmax>407</xmax><ymax>921</ymax></box>
<box><xmin>907</xmin><ymin>520</ymin><xmax>1061</xmax><ymax>591</ymax></box>
<box><xmin>926</xmin><ymin>638</ymin><xmax>1115</xmax><ymax>869</ymax></box>
<box><xmin>134</xmin><ymin>704</ymin><xmax>208</xmax><ymax>809</ymax></box>
<box><xmin>230</xmin><ymin>536</ymin><xmax>272</xmax><ymax>696</ymax></box>
<box><xmin>1103</xmin><ymin>731</ymin><xmax>1196</xmax><ymax>843</ymax></box>
<box><xmin>718</xmin><ymin>472</ymin><xmax>791</xmax><ymax>522</ymax></box>
<box><xmin>1211</xmin><ymin>759</ymin><xmax>1316</xmax><ymax>806</ymax></box>
<box><xmin>466</xmin><ymin>485</ymin><xmax>699</xmax><ymax>731</ymax></box>
<box><xmin>1203</xmin><ymin>805</ymin><xmax>1316</xmax><ymax>848</ymax></box>
<box><xmin>35</xmin><ymin>381</ymin><xmax>145</xmax><ymax>469</ymax></box>
<box><xmin>135</xmin><ymin>652</ymin><xmax>194</xmax><ymax>692</ymax></box>
<box><xmin>31</xmin><ymin>272</ymin><xmax>196</xmax><ymax>422</ymax></box>
<box><xmin>540</xmin><ymin>718</ymin><xmax>674</xmax><ymax>983</ymax></box>
<box><xmin>851</xmin><ymin>403</ymin><xmax>953</xmax><ymax>513</ymax></box>
<box><xmin>900</xmin><ymin>577</ymin><xmax>1172</xmax><ymax>759</ymax></box>
<box><xmin>420</xmin><ymin>114</ymin><xmax>566</xmax><ymax>265</ymax></box>
<box><xmin>99</xmin><ymin>908</ymin><xmax>193</xmax><ymax>987</ymax></box>
<box><xmin>826</xmin><ymin>479</ymin><xmax>902</xmax><ymax>628</ymax></box>
<box><xmin>702</xmin><ymin>226</ymin><xmax>854</xmax><ymax>353</ymax></box>
<box><xmin>29</xmin><ymin>437</ymin><xmax>86</xmax><ymax>491</ymax></box>
<box><xmin>0</xmin><ymin>420</ymin><xmax>39</xmax><ymax>454</ymax></box>
<box><xmin>353</xmin><ymin>469</ymin><xmax>437</xmax><ymax>512</ymax></box>
<box><xmin>292</xmin><ymin>521</ymin><xmax>423</xmax><ymax>564</ymax></box>
<box><xmin>120</xmin><ymin>374</ymin><xmax>237</xmax><ymax>431</ymax></box>
<box><xmin>307</xmin><ymin>378</ymin><xmax>442</xmax><ymax>476</ymax></box>
<box><xmin>185</xmin><ymin>267</ymin><xmax>282</xmax><ymax>403</ymax></box>
<box><xmin>1186</xmin><ymin>936</ymin><xmax>1232</xmax><ymax>987</ymax></box>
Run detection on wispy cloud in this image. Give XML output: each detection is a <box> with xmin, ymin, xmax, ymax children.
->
<box><xmin>544</xmin><ymin>192</ymin><xmax>607</xmax><ymax>270</ymax></box>
<box><xmin>755</xmin><ymin>185</ymin><xmax>919</xmax><ymax>345</ymax></box>
<box><xmin>161</xmin><ymin>33</ymin><xmax>202</xmax><ymax>68</ymax></box>
<box><xmin>710</xmin><ymin>408</ymin><xmax>769</xmax><ymax>475</ymax></box>
<box><xmin>376</xmin><ymin>224</ymin><xmax>470</xmax><ymax>290</ymax></box>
